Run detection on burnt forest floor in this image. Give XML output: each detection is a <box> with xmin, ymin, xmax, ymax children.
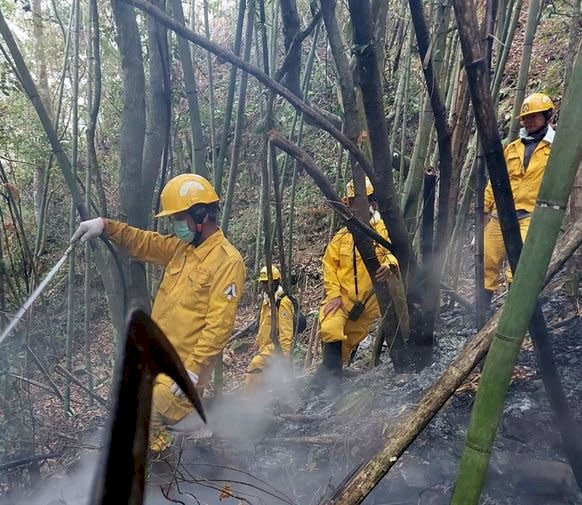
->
<box><xmin>7</xmin><ymin>253</ymin><xmax>582</xmax><ymax>505</ymax></box>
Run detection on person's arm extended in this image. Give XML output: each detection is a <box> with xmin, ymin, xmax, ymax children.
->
<box><xmin>103</xmin><ymin>219</ymin><xmax>181</xmax><ymax>266</ymax></box>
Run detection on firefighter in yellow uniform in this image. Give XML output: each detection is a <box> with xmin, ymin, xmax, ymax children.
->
<box><xmin>483</xmin><ymin>93</ymin><xmax>555</xmax><ymax>302</ymax></box>
<box><xmin>245</xmin><ymin>265</ymin><xmax>294</xmax><ymax>387</ymax></box>
<box><xmin>316</xmin><ymin>177</ymin><xmax>399</xmax><ymax>380</ymax></box>
<box><xmin>71</xmin><ymin>174</ymin><xmax>246</xmax><ymax>452</ymax></box>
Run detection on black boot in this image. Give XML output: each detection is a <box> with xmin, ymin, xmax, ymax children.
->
<box><xmin>321</xmin><ymin>341</ymin><xmax>343</xmax><ymax>378</ymax></box>
<box><xmin>306</xmin><ymin>342</ymin><xmax>343</xmax><ymax>395</ymax></box>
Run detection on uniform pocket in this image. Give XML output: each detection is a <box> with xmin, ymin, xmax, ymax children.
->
<box><xmin>180</xmin><ymin>267</ymin><xmax>212</xmax><ymax>312</ymax></box>
<box><xmin>158</xmin><ymin>254</ymin><xmax>186</xmax><ymax>295</ymax></box>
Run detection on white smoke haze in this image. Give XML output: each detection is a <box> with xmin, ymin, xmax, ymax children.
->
<box><xmin>6</xmin><ymin>325</ymin><xmax>578</xmax><ymax>505</ymax></box>
<box><xmin>0</xmin><ymin>444</ymin><xmax>101</xmax><ymax>505</ymax></box>
<box><xmin>1</xmin><ymin>355</ymin><xmax>307</xmax><ymax>505</ymax></box>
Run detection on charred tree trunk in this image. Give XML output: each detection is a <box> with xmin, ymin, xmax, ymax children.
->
<box><xmin>111</xmin><ymin>0</ymin><xmax>148</xmax><ymax>308</ymax></box>
<box><xmin>407</xmin><ymin>0</ymin><xmax>455</xmax><ymax>359</ymax></box>
<box><xmin>421</xmin><ymin>169</ymin><xmax>436</xmax><ymax>263</ymax></box>
<box><xmin>279</xmin><ymin>0</ymin><xmax>302</xmax><ymax>98</ymax></box>
<box><xmin>452</xmin><ymin>2</ymin><xmax>582</xmax><ymax>496</ymax></box>
<box><xmin>345</xmin><ymin>0</ymin><xmax>412</xmax><ymax>277</ymax></box>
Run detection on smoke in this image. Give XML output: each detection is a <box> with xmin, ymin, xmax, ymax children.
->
<box><xmin>0</xmin><ymin>442</ymin><xmax>100</xmax><ymax>505</ymax></box>
<box><xmin>0</xmin><ymin>356</ymin><xmax>302</xmax><ymax>505</ymax></box>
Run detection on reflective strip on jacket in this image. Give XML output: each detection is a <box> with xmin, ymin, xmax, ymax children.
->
<box><xmin>103</xmin><ymin>219</ymin><xmax>246</xmax><ymax>377</ymax></box>
<box><xmin>322</xmin><ymin>214</ymin><xmax>398</xmax><ymax>306</ymax></box>
<box><xmin>484</xmin><ymin>126</ymin><xmax>554</xmax><ymax>214</ymax></box>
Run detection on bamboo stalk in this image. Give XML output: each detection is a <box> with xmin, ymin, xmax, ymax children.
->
<box><xmin>54</xmin><ymin>365</ymin><xmax>109</xmax><ymax>407</ymax></box>
<box><xmin>122</xmin><ymin>0</ymin><xmax>378</xmax><ymax>199</ymax></box>
<box><xmin>220</xmin><ymin>0</ymin><xmax>256</xmax><ymax>233</ymax></box>
<box><xmin>449</xmin><ymin>12</ymin><xmax>582</xmax><ymax>502</ymax></box>
<box><xmin>318</xmin><ymin>214</ymin><xmax>582</xmax><ymax>505</ymax></box>
<box><xmin>507</xmin><ymin>0</ymin><xmax>541</xmax><ymax>141</ymax></box>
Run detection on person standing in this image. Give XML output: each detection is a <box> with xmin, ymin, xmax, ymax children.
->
<box><xmin>72</xmin><ymin>173</ymin><xmax>246</xmax><ymax>452</ymax></box>
<box><xmin>315</xmin><ymin>177</ymin><xmax>399</xmax><ymax>384</ymax></box>
<box><xmin>483</xmin><ymin>93</ymin><xmax>555</xmax><ymax>303</ymax></box>
<box><xmin>244</xmin><ymin>265</ymin><xmax>294</xmax><ymax>388</ymax></box>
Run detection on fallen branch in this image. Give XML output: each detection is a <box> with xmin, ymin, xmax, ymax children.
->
<box><xmin>261</xmin><ymin>435</ymin><xmax>341</xmax><ymax>446</ymax></box>
<box><xmin>0</xmin><ymin>452</ymin><xmax>61</xmax><ymax>472</ymax></box>
<box><xmin>320</xmin><ymin>222</ymin><xmax>582</xmax><ymax>505</ymax></box>
<box><xmin>7</xmin><ymin>373</ymin><xmax>59</xmax><ymax>396</ymax></box>
<box><xmin>54</xmin><ymin>365</ymin><xmax>109</xmax><ymax>407</ymax></box>
<box><xmin>228</xmin><ymin>320</ymin><xmax>258</xmax><ymax>344</ymax></box>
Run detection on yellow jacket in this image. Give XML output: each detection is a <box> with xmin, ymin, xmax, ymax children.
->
<box><xmin>484</xmin><ymin>127</ymin><xmax>554</xmax><ymax>214</ymax></box>
<box><xmin>255</xmin><ymin>287</ymin><xmax>294</xmax><ymax>356</ymax></box>
<box><xmin>322</xmin><ymin>212</ymin><xmax>398</xmax><ymax>306</ymax></box>
<box><xmin>103</xmin><ymin>220</ymin><xmax>246</xmax><ymax>378</ymax></box>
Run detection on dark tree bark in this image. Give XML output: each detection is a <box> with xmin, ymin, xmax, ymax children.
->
<box><xmin>279</xmin><ymin>0</ymin><xmax>302</xmax><ymax>97</ymax></box>
<box><xmin>421</xmin><ymin>169</ymin><xmax>436</xmax><ymax>263</ymax></box>
<box><xmin>345</xmin><ymin>0</ymin><xmax>412</xmax><ymax>276</ymax></box>
<box><xmin>111</xmin><ymin>0</ymin><xmax>148</xmax><ymax>307</ymax></box>
<box><xmin>142</xmin><ymin>0</ymin><xmax>170</xmax><ymax>230</ymax></box>
<box><xmin>407</xmin><ymin>0</ymin><xmax>455</xmax><ymax>355</ymax></box>
<box><xmin>453</xmin><ymin>0</ymin><xmax>582</xmax><ymax>490</ymax></box>
<box><xmin>408</xmin><ymin>0</ymin><xmax>453</xmax><ymax>251</ymax></box>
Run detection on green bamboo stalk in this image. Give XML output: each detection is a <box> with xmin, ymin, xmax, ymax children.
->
<box><xmin>508</xmin><ymin>0</ymin><xmax>541</xmax><ymax>141</ymax></box>
<box><xmin>203</xmin><ymin>0</ymin><xmax>216</xmax><ymax>171</ymax></box>
<box><xmin>64</xmin><ymin>0</ymin><xmax>81</xmax><ymax>414</ymax></box>
<box><xmin>220</xmin><ymin>0</ymin><xmax>255</xmax><ymax>234</ymax></box>
<box><xmin>169</xmin><ymin>0</ymin><xmax>207</xmax><ymax>176</ymax></box>
<box><xmin>491</xmin><ymin>0</ymin><xmax>522</xmax><ymax>106</ymax></box>
<box><xmin>450</xmin><ymin>28</ymin><xmax>582</xmax><ymax>505</ymax></box>
<box><xmin>84</xmin><ymin>0</ymin><xmax>96</xmax><ymax>405</ymax></box>
<box><xmin>398</xmin><ymin>48</ymin><xmax>412</xmax><ymax>186</ymax></box>
<box><xmin>389</xmin><ymin>22</ymin><xmax>411</xmax><ymax>156</ymax></box>
<box><xmin>213</xmin><ymin>0</ymin><xmax>246</xmax><ymax>193</ymax></box>
<box><xmin>285</xmin><ymin>21</ymin><xmax>320</xmax><ymax>274</ymax></box>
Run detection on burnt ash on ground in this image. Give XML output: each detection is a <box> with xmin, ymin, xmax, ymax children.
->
<box><xmin>146</xmin><ymin>278</ymin><xmax>582</xmax><ymax>505</ymax></box>
<box><xmin>3</xmin><ymin>271</ymin><xmax>581</xmax><ymax>505</ymax></box>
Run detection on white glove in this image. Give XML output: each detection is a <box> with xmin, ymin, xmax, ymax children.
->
<box><xmin>71</xmin><ymin>217</ymin><xmax>104</xmax><ymax>243</ymax></box>
<box><xmin>171</xmin><ymin>369</ymin><xmax>199</xmax><ymax>398</ymax></box>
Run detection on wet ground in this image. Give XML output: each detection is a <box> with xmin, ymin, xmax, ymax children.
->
<box><xmin>143</xmin><ymin>285</ymin><xmax>582</xmax><ymax>505</ymax></box>
<box><xmin>3</xmin><ymin>276</ymin><xmax>581</xmax><ymax>505</ymax></box>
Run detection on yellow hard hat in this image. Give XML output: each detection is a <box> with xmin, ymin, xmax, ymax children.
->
<box><xmin>346</xmin><ymin>177</ymin><xmax>374</xmax><ymax>199</ymax></box>
<box><xmin>156</xmin><ymin>174</ymin><xmax>219</xmax><ymax>217</ymax></box>
<box><xmin>517</xmin><ymin>93</ymin><xmax>554</xmax><ymax>118</ymax></box>
<box><xmin>258</xmin><ymin>265</ymin><xmax>281</xmax><ymax>281</ymax></box>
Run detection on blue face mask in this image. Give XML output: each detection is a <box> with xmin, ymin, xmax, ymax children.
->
<box><xmin>173</xmin><ymin>220</ymin><xmax>195</xmax><ymax>244</ymax></box>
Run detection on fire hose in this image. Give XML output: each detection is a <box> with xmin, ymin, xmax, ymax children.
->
<box><xmin>0</xmin><ymin>236</ymin><xmax>127</xmax><ymax>346</ymax></box>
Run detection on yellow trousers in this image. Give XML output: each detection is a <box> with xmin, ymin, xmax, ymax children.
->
<box><xmin>150</xmin><ymin>362</ymin><xmax>213</xmax><ymax>435</ymax></box>
<box><xmin>483</xmin><ymin>216</ymin><xmax>530</xmax><ymax>291</ymax></box>
<box><xmin>319</xmin><ymin>297</ymin><xmax>380</xmax><ymax>363</ymax></box>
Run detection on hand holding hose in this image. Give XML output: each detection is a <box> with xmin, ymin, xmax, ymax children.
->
<box><xmin>71</xmin><ymin>217</ymin><xmax>104</xmax><ymax>243</ymax></box>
